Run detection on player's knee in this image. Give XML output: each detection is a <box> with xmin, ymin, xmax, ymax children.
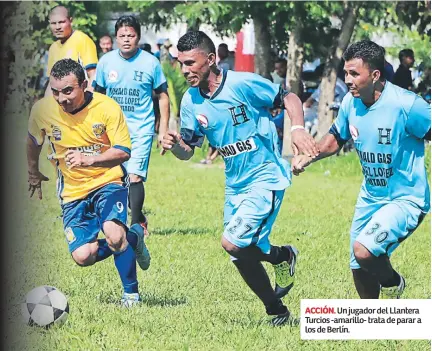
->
<box><xmin>104</xmin><ymin>221</ymin><xmax>127</xmax><ymax>252</ymax></box>
<box><xmin>221</xmin><ymin>236</ymin><xmax>240</xmax><ymax>256</ymax></box>
<box><xmin>129</xmin><ymin>174</ymin><xmax>143</xmax><ymax>183</ymax></box>
<box><xmin>72</xmin><ymin>245</ymin><xmax>97</xmax><ymax>267</ymax></box>
<box><xmin>353</xmin><ymin>241</ymin><xmax>373</xmax><ymax>263</ymax></box>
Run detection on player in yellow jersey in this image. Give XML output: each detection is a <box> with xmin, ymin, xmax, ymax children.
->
<box><xmin>27</xmin><ymin>59</ymin><xmax>150</xmax><ymax>307</ymax></box>
<box><xmin>45</xmin><ymin>6</ymin><xmax>98</xmax><ymax>96</ymax></box>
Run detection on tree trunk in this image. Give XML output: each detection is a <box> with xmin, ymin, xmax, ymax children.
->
<box><xmin>316</xmin><ymin>1</ymin><xmax>359</xmax><ymax>139</ymax></box>
<box><xmin>283</xmin><ymin>3</ymin><xmax>304</xmax><ymax>158</ymax></box>
<box><xmin>253</xmin><ymin>15</ymin><xmax>272</xmax><ymax>80</ymax></box>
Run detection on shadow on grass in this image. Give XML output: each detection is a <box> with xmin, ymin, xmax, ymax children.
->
<box><xmin>98</xmin><ymin>291</ymin><xmax>187</xmax><ymax>307</ymax></box>
<box><xmin>151</xmin><ymin>227</ymin><xmax>214</xmax><ymax>235</ymax></box>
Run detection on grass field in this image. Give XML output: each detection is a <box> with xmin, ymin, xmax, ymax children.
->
<box><xmin>4</xmin><ymin>139</ymin><xmax>431</xmax><ymax>351</ymax></box>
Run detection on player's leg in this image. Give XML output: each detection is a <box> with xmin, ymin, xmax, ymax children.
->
<box><xmin>62</xmin><ymin>199</ymin><xmax>112</xmax><ymax>266</ymax></box>
<box><xmin>126</xmin><ymin>138</ymin><xmax>152</xmax><ymax>234</ymax></box>
<box><xmin>222</xmin><ymin>189</ymin><xmax>297</xmax><ymax>298</ymax></box>
<box><xmin>222</xmin><ymin>188</ymin><xmax>298</xmax><ymax>326</ymax></box>
<box><xmin>352</xmin><ymin>201</ymin><xmax>425</xmax><ymax>299</ymax></box>
<box><xmin>94</xmin><ymin>183</ymin><xmax>147</xmax><ymax>306</ymax></box>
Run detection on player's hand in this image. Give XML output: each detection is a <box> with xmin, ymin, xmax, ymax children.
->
<box><xmin>160</xmin><ymin>130</ymin><xmax>181</xmax><ymax>155</ymax></box>
<box><xmin>291</xmin><ymin>155</ymin><xmax>313</xmax><ymax>176</ymax></box>
<box><xmin>157</xmin><ymin>129</ymin><xmax>167</xmax><ymax>149</ymax></box>
<box><xmin>291</xmin><ymin>128</ymin><xmax>319</xmax><ymax>158</ymax></box>
<box><xmin>65</xmin><ymin>150</ymin><xmax>92</xmax><ymax>168</ymax></box>
<box><xmin>28</xmin><ymin>171</ymin><xmax>49</xmax><ymax>200</ymax></box>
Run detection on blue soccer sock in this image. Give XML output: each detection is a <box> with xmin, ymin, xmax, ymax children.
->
<box><xmin>113</xmin><ymin>244</ymin><xmax>138</xmax><ymax>294</ymax></box>
<box><xmin>96</xmin><ymin>239</ymin><xmax>113</xmax><ymax>262</ymax></box>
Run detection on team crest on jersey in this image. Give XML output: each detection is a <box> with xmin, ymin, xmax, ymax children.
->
<box><xmin>196</xmin><ymin>114</ymin><xmax>209</xmax><ymax>128</ymax></box>
<box><xmin>64</xmin><ymin>227</ymin><xmax>76</xmax><ymax>244</ymax></box>
<box><xmin>349</xmin><ymin>125</ymin><xmax>359</xmax><ymax>141</ymax></box>
<box><xmin>52</xmin><ymin>125</ymin><xmax>62</xmax><ymax>141</ymax></box>
<box><xmin>108</xmin><ymin>70</ymin><xmax>118</xmax><ymax>82</ymax></box>
<box><xmin>92</xmin><ymin>123</ymin><xmax>106</xmax><ymax>138</ymax></box>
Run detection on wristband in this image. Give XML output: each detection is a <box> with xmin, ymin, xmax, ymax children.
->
<box><xmin>291</xmin><ymin>125</ymin><xmax>305</xmax><ymax>132</ymax></box>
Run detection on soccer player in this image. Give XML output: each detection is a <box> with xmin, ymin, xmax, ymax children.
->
<box><xmin>27</xmin><ymin>59</ymin><xmax>151</xmax><ymax>307</ymax></box>
<box><xmin>93</xmin><ymin>16</ymin><xmax>170</xmax><ymax>233</ymax></box>
<box><xmin>99</xmin><ymin>35</ymin><xmax>113</xmax><ymax>57</ymax></box>
<box><xmin>161</xmin><ymin>31</ymin><xmax>319</xmax><ymax>326</ymax></box>
<box><xmin>292</xmin><ymin>40</ymin><xmax>431</xmax><ymax>299</ymax></box>
<box><xmin>45</xmin><ymin>5</ymin><xmax>98</xmax><ymax>96</ymax></box>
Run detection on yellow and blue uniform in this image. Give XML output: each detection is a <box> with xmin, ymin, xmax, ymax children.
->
<box><xmin>28</xmin><ymin>92</ymin><xmax>131</xmax><ymax>252</ymax></box>
<box><xmin>47</xmin><ymin>30</ymin><xmax>98</xmax><ymax>76</ymax></box>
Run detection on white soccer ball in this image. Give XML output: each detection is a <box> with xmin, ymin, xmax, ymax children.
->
<box><xmin>21</xmin><ymin>286</ymin><xmax>69</xmax><ymax>328</ymax></box>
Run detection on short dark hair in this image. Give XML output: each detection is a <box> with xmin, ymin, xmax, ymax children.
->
<box><xmin>115</xmin><ymin>15</ymin><xmax>141</xmax><ymax>38</ymax></box>
<box><xmin>343</xmin><ymin>40</ymin><xmax>385</xmax><ymax>77</ymax></box>
<box><xmin>50</xmin><ymin>59</ymin><xmax>85</xmax><ymax>85</ymax></box>
<box><xmin>99</xmin><ymin>35</ymin><xmax>112</xmax><ymax>43</ymax></box>
<box><xmin>399</xmin><ymin>49</ymin><xmax>414</xmax><ymax>62</ymax></box>
<box><xmin>275</xmin><ymin>58</ymin><xmax>287</xmax><ymax>65</ymax></box>
<box><xmin>177</xmin><ymin>31</ymin><xmax>215</xmax><ymax>55</ymax></box>
<box><xmin>218</xmin><ymin>43</ymin><xmax>228</xmax><ymax>49</ymax></box>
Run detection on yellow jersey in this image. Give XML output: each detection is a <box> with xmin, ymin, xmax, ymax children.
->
<box><xmin>28</xmin><ymin>92</ymin><xmax>131</xmax><ymax>204</ymax></box>
<box><xmin>47</xmin><ymin>30</ymin><xmax>98</xmax><ymax>76</ymax></box>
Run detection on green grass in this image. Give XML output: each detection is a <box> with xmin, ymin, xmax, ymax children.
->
<box><xmin>5</xmin><ymin>139</ymin><xmax>431</xmax><ymax>351</ymax></box>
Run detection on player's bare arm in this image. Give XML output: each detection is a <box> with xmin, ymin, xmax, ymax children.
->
<box><xmin>65</xmin><ymin>148</ymin><xmax>130</xmax><ymax>169</ymax></box>
<box><xmin>157</xmin><ymin>91</ymin><xmax>170</xmax><ymax>146</ymax></box>
<box><xmin>160</xmin><ymin>130</ymin><xmax>194</xmax><ymax>160</ymax></box>
<box><xmin>27</xmin><ymin>136</ymin><xmax>49</xmax><ymax>199</ymax></box>
<box><xmin>292</xmin><ymin>133</ymin><xmax>341</xmax><ymax>176</ymax></box>
<box><xmin>283</xmin><ymin>92</ymin><xmax>319</xmax><ymax>158</ymax></box>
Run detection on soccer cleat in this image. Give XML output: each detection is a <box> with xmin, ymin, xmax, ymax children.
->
<box><xmin>121</xmin><ymin>293</ymin><xmax>141</xmax><ymax>308</ymax></box>
<box><xmin>130</xmin><ymin>223</ymin><xmax>151</xmax><ymax>271</ymax></box>
<box><xmin>381</xmin><ymin>275</ymin><xmax>405</xmax><ymax>299</ymax></box>
<box><xmin>273</xmin><ymin>246</ymin><xmax>299</xmax><ymax>299</ymax></box>
<box><xmin>269</xmin><ymin>311</ymin><xmax>300</xmax><ymax>327</ymax></box>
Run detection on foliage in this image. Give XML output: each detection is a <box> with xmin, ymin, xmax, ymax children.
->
<box><xmin>162</xmin><ymin>61</ymin><xmax>189</xmax><ymax>118</ymax></box>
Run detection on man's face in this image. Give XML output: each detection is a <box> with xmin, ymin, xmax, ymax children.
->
<box><xmin>217</xmin><ymin>46</ymin><xmax>228</xmax><ymax>60</ymax></box>
<box><xmin>274</xmin><ymin>62</ymin><xmax>287</xmax><ymax>78</ymax></box>
<box><xmin>49</xmin><ymin>13</ymin><xmax>72</xmax><ymax>40</ymax></box>
<box><xmin>403</xmin><ymin>55</ymin><xmax>415</xmax><ymax>68</ymax></box>
<box><xmin>178</xmin><ymin>48</ymin><xmax>214</xmax><ymax>87</ymax></box>
<box><xmin>99</xmin><ymin>37</ymin><xmax>113</xmax><ymax>53</ymax></box>
<box><xmin>116</xmin><ymin>26</ymin><xmax>139</xmax><ymax>56</ymax></box>
<box><xmin>344</xmin><ymin>58</ymin><xmax>379</xmax><ymax>99</ymax></box>
<box><xmin>50</xmin><ymin>73</ymin><xmax>87</xmax><ymax>113</ymax></box>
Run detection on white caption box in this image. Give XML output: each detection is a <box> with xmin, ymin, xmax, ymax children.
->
<box><xmin>301</xmin><ymin>299</ymin><xmax>432</xmax><ymax>340</ymax></box>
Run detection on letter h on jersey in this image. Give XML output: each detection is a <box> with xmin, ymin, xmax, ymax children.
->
<box><xmin>377</xmin><ymin>128</ymin><xmax>391</xmax><ymax>145</ymax></box>
<box><xmin>229</xmin><ymin>104</ymin><xmax>250</xmax><ymax>126</ymax></box>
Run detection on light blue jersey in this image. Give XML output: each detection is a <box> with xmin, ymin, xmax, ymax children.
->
<box><xmin>94</xmin><ymin>49</ymin><xmax>166</xmax><ymax>143</ymax></box>
<box><xmin>180</xmin><ymin>70</ymin><xmax>291</xmax><ymax>190</ymax></box>
<box><xmin>330</xmin><ymin>81</ymin><xmax>430</xmax><ymax>212</ymax></box>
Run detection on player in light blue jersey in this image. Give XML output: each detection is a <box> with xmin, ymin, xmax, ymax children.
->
<box><xmin>94</xmin><ymin>16</ymin><xmax>170</xmax><ymax>235</ymax></box>
<box><xmin>161</xmin><ymin>31</ymin><xmax>319</xmax><ymax>326</ymax></box>
<box><xmin>292</xmin><ymin>40</ymin><xmax>431</xmax><ymax>299</ymax></box>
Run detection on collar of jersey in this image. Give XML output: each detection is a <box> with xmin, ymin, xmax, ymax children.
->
<box><xmin>70</xmin><ymin>92</ymin><xmax>93</xmax><ymax>115</ymax></box>
<box><xmin>117</xmin><ymin>48</ymin><xmax>141</xmax><ymax>61</ymax></box>
<box><xmin>58</xmin><ymin>30</ymin><xmax>76</xmax><ymax>46</ymax></box>
<box><xmin>199</xmin><ymin>69</ymin><xmax>227</xmax><ymax>100</ymax></box>
<box><xmin>359</xmin><ymin>80</ymin><xmax>389</xmax><ymax>111</ymax></box>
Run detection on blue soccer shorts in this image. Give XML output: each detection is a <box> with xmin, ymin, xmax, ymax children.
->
<box><xmin>223</xmin><ymin>187</ymin><xmax>285</xmax><ymax>256</ymax></box>
<box><xmin>124</xmin><ymin>135</ymin><xmax>153</xmax><ymax>181</ymax></box>
<box><xmin>61</xmin><ymin>183</ymin><xmax>128</xmax><ymax>253</ymax></box>
<box><xmin>350</xmin><ymin>196</ymin><xmax>426</xmax><ymax>269</ymax></box>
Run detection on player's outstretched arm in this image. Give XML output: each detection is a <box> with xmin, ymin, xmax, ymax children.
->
<box><xmin>283</xmin><ymin>92</ymin><xmax>319</xmax><ymax>158</ymax></box>
<box><xmin>157</xmin><ymin>91</ymin><xmax>170</xmax><ymax>146</ymax></box>
<box><xmin>64</xmin><ymin>148</ymin><xmax>130</xmax><ymax>169</ymax></box>
<box><xmin>291</xmin><ymin>133</ymin><xmax>341</xmax><ymax>176</ymax></box>
<box><xmin>160</xmin><ymin>130</ymin><xmax>194</xmax><ymax>160</ymax></box>
<box><xmin>27</xmin><ymin>136</ymin><xmax>49</xmax><ymax>199</ymax></box>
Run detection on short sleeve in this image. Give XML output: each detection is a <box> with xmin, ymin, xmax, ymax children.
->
<box><xmin>329</xmin><ymin>94</ymin><xmax>352</xmax><ymax>144</ymax></box>
<box><xmin>28</xmin><ymin>103</ymin><xmax>45</xmax><ymax>146</ymax></box>
<box><xmin>152</xmin><ymin>59</ymin><xmax>167</xmax><ymax>90</ymax></box>
<box><xmin>244</xmin><ymin>73</ymin><xmax>282</xmax><ymax>108</ymax></box>
<box><xmin>105</xmin><ymin>105</ymin><xmax>131</xmax><ymax>154</ymax></box>
<box><xmin>406</xmin><ymin>96</ymin><xmax>431</xmax><ymax>139</ymax></box>
<box><xmin>94</xmin><ymin>59</ymin><xmax>106</xmax><ymax>88</ymax></box>
<box><xmin>81</xmin><ymin>34</ymin><xmax>98</xmax><ymax>71</ymax></box>
<box><xmin>179</xmin><ymin>94</ymin><xmax>204</xmax><ymax>148</ymax></box>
